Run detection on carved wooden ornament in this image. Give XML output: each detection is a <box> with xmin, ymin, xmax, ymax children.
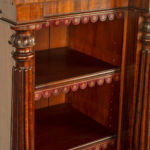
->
<box><xmin>35</xmin><ymin>73</ymin><xmax>120</xmax><ymax>101</ymax></box>
<box><xmin>13</xmin><ymin>11</ymin><xmax>123</xmax><ymax>31</ymax></box>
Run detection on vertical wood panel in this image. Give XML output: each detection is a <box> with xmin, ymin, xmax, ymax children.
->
<box><xmin>49</xmin><ymin>93</ymin><xmax>65</xmax><ymax>106</ymax></box>
<box><xmin>69</xmin><ymin>19</ymin><xmax>123</xmax><ymax>66</ymax></box>
<box><xmin>50</xmin><ymin>25</ymin><xmax>68</xmax><ymax>48</ymax></box>
<box><xmin>34</xmin><ymin>28</ymin><xmax>50</xmax><ymax>51</ymax></box>
<box><xmin>67</xmin><ymin>83</ymin><xmax>120</xmax><ymax>133</ymax></box>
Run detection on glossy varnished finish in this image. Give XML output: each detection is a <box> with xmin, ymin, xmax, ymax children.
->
<box><xmin>67</xmin><ymin>82</ymin><xmax>120</xmax><ymax>134</ymax></box>
<box><xmin>6</xmin><ymin>0</ymin><xmax>150</xmax><ymax>150</ymax></box>
<box><xmin>35</xmin><ymin>47</ymin><xmax>119</xmax><ymax>86</ymax></box>
<box><xmin>69</xmin><ymin>18</ymin><xmax>124</xmax><ymax>66</ymax></box>
<box><xmin>132</xmin><ymin>13</ymin><xmax>150</xmax><ymax>150</ymax></box>
<box><xmin>15</xmin><ymin>0</ymin><xmax>128</xmax><ymax>23</ymax></box>
<box><xmin>129</xmin><ymin>0</ymin><xmax>150</xmax><ymax>10</ymax></box>
<box><xmin>35</xmin><ymin>104</ymin><xmax>116</xmax><ymax>150</ymax></box>
<box><xmin>12</xmin><ymin>0</ymin><xmax>128</xmax><ymax>6</ymax></box>
<box><xmin>10</xmin><ymin>30</ymin><xmax>35</xmax><ymax>150</ymax></box>
<box><xmin>118</xmin><ymin>10</ymin><xmax>140</xmax><ymax>150</ymax></box>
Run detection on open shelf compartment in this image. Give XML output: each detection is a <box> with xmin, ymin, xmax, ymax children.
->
<box><xmin>35</xmin><ymin>47</ymin><xmax>120</xmax><ymax>100</ymax></box>
<box><xmin>34</xmin><ymin>16</ymin><xmax>122</xmax><ymax>150</ymax></box>
<box><xmin>35</xmin><ymin>104</ymin><xmax>116</xmax><ymax>150</ymax></box>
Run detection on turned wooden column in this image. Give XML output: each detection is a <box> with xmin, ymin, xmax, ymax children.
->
<box><xmin>133</xmin><ymin>14</ymin><xmax>150</xmax><ymax>150</ymax></box>
<box><xmin>9</xmin><ymin>30</ymin><xmax>35</xmax><ymax>150</ymax></box>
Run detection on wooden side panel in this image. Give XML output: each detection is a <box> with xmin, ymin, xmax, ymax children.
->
<box><xmin>66</xmin><ymin>82</ymin><xmax>120</xmax><ymax>133</ymax></box>
<box><xmin>116</xmin><ymin>11</ymin><xmax>139</xmax><ymax>150</ymax></box>
<box><xmin>69</xmin><ymin>19</ymin><xmax>124</xmax><ymax>66</ymax></box>
<box><xmin>0</xmin><ymin>20</ymin><xmax>14</xmax><ymax>150</ymax></box>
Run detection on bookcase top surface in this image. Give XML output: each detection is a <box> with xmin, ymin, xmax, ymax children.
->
<box><xmin>12</xmin><ymin>0</ymin><xmax>128</xmax><ymax>6</ymax></box>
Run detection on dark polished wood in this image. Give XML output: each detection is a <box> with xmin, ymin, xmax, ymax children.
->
<box><xmin>129</xmin><ymin>0</ymin><xmax>150</xmax><ymax>10</ymax></box>
<box><xmin>15</xmin><ymin>1</ymin><xmax>127</xmax><ymax>23</ymax></box>
<box><xmin>132</xmin><ymin>13</ymin><xmax>150</xmax><ymax>150</ymax></box>
<box><xmin>66</xmin><ymin>82</ymin><xmax>120</xmax><ymax>134</ymax></box>
<box><xmin>69</xmin><ymin>18</ymin><xmax>124</xmax><ymax>66</ymax></box>
<box><xmin>4</xmin><ymin>0</ymin><xmax>150</xmax><ymax>150</ymax></box>
<box><xmin>10</xmin><ymin>30</ymin><xmax>35</xmax><ymax>150</ymax></box>
<box><xmin>117</xmin><ymin>10</ymin><xmax>140</xmax><ymax>150</ymax></box>
<box><xmin>35</xmin><ymin>47</ymin><xmax>119</xmax><ymax>88</ymax></box>
<box><xmin>35</xmin><ymin>104</ymin><xmax>116</xmax><ymax>150</ymax></box>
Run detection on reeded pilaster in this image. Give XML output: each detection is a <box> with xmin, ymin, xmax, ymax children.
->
<box><xmin>9</xmin><ymin>30</ymin><xmax>35</xmax><ymax>150</ymax></box>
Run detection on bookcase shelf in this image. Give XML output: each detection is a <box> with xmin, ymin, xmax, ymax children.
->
<box><xmin>35</xmin><ymin>104</ymin><xmax>116</xmax><ymax>150</ymax></box>
<box><xmin>35</xmin><ymin>47</ymin><xmax>120</xmax><ymax>100</ymax></box>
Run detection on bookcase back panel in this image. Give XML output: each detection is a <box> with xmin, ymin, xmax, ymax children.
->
<box><xmin>69</xmin><ymin>18</ymin><xmax>124</xmax><ymax>66</ymax></box>
<box><xmin>34</xmin><ymin>26</ymin><xmax>68</xmax><ymax>109</ymax></box>
<box><xmin>35</xmin><ymin>92</ymin><xmax>66</xmax><ymax>109</ymax></box>
<box><xmin>34</xmin><ymin>25</ymin><xmax>69</xmax><ymax>51</ymax></box>
<box><xmin>66</xmin><ymin>81</ymin><xmax>120</xmax><ymax>133</ymax></box>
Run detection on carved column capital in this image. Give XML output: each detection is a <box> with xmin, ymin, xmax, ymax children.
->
<box><xmin>9</xmin><ymin>30</ymin><xmax>35</xmax><ymax>65</ymax></box>
<box><xmin>141</xmin><ymin>14</ymin><xmax>150</xmax><ymax>46</ymax></box>
<box><xmin>9</xmin><ymin>31</ymin><xmax>35</xmax><ymax>49</ymax></box>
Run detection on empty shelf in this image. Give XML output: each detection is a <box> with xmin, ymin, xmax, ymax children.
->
<box><xmin>35</xmin><ymin>104</ymin><xmax>116</xmax><ymax>150</ymax></box>
<box><xmin>35</xmin><ymin>47</ymin><xmax>120</xmax><ymax>100</ymax></box>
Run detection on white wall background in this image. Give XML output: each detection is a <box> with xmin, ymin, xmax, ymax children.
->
<box><xmin>0</xmin><ymin>20</ymin><xmax>14</xmax><ymax>150</ymax></box>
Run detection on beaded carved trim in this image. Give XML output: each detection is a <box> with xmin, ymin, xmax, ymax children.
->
<box><xmin>34</xmin><ymin>73</ymin><xmax>120</xmax><ymax>101</ymax></box>
<box><xmin>13</xmin><ymin>11</ymin><xmax>123</xmax><ymax>31</ymax></box>
<box><xmin>71</xmin><ymin>136</ymin><xmax>116</xmax><ymax>150</ymax></box>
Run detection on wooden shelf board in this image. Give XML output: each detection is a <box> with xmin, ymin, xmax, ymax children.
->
<box><xmin>35</xmin><ymin>47</ymin><xmax>120</xmax><ymax>90</ymax></box>
<box><xmin>35</xmin><ymin>104</ymin><xmax>116</xmax><ymax>150</ymax></box>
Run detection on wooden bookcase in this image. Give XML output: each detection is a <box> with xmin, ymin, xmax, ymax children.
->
<box><xmin>1</xmin><ymin>1</ymin><xmax>150</xmax><ymax>150</ymax></box>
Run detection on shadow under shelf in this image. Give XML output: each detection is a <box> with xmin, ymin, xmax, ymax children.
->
<box><xmin>35</xmin><ymin>47</ymin><xmax>120</xmax><ymax>100</ymax></box>
<box><xmin>35</xmin><ymin>104</ymin><xmax>116</xmax><ymax>150</ymax></box>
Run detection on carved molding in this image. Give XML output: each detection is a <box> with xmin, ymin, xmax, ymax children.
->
<box><xmin>12</xmin><ymin>11</ymin><xmax>123</xmax><ymax>31</ymax></box>
<box><xmin>141</xmin><ymin>15</ymin><xmax>150</xmax><ymax>44</ymax></box>
<box><xmin>35</xmin><ymin>73</ymin><xmax>120</xmax><ymax>101</ymax></box>
<box><xmin>9</xmin><ymin>32</ymin><xmax>35</xmax><ymax>49</ymax></box>
<box><xmin>12</xmin><ymin>66</ymin><xmax>34</xmax><ymax>150</ymax></box>
<box><xmin>75</xmin><ymin>137</ymin><xmax>116</xmax><ymax>150</ymax></box>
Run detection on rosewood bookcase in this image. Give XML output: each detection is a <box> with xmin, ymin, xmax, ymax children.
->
<box><xmin>0</xmin><ymin>0</ymin><xmax>150</xmax><ymax>150</ymax></box>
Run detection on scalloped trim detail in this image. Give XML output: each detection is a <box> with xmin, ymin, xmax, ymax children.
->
<box><xmin>13</xmin><ymin>11</ymin><xmax>123</xmax><ymax>31</ymax></box>
<box><xmin>35</xmin><ymin>73</ymin><xmax>120</xmax><ymax>101</ymax></box>
<box><xmin>75</xmin><ymin>138</ymin><xmax>115</xmax><ymax>150</ymax></box>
